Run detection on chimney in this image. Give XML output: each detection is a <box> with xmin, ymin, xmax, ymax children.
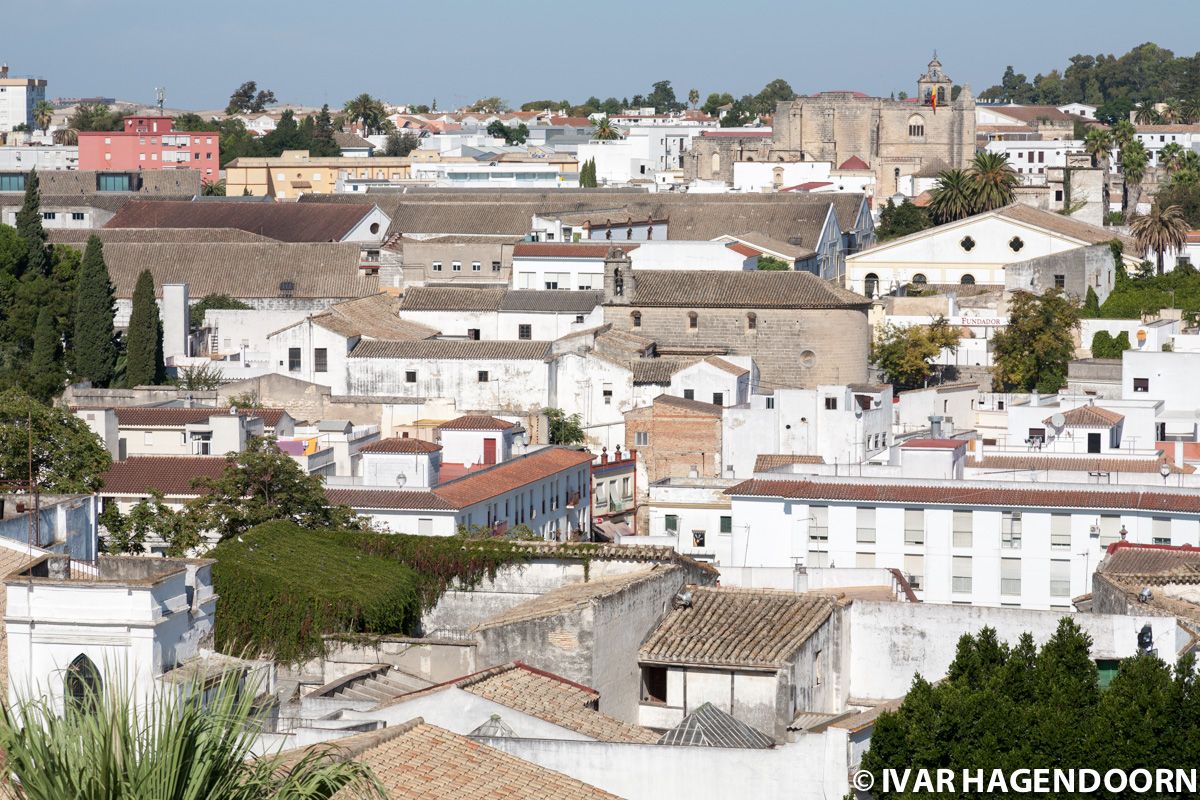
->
<box><xmin>974</xmin><ymin>437</ymin><xmax>984</xmax><ymax>463</ymax></box>
<box><xmin>1177</xmin><ymin>438</ymin><xmax>1185</xmax><ymax>469</ymax></box>
<box><xmin>929</xmin><ymin>415</ymin><xmax>943</xmax><ymax>439</ymax></box>
<box><xmin>161</xmin><ymin>283</ymin><xmax>190</xmax><ymax>359</ymax></box>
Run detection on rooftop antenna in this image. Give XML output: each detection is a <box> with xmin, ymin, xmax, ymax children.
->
<box><xmin>155</xmin><ymin>87</ymin><xmax>166</xmax><ymax>115</ymax></box>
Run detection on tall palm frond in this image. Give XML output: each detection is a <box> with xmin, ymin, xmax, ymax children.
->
<box><xmin>968</xmin><ymin>151</ymin><xmax>1019</xmax><ymax>212</ymax></box>
<box><xmin>1131</xmin><ymin>204</ymin><xmax>1189</xmax><ymax>276</ymax></box>
<box><xmin>928</xmin><ymin>169</ymin><xmax>975</xmax><ymax>224</ymax></box>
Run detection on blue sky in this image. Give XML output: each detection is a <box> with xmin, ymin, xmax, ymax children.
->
<box><xmin>4</xmin><ymin>0</ymin><xmax>1198</xmax><ymax>110</ymax></box>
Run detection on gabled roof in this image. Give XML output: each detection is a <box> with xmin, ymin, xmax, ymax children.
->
<box><xmin>968</xmin><ymin>454</ymin><xmax>1191</xmax><ymax>475</ymax></box>
<box><xmin>105</xmin><ymin>200</ymin><xmax>380</xmax><ymax>243</ymax></box>
<box><xmin>499</xmin><ymin>290</ymin><xmax>603</xmax><ymax>314</ymax></box>
<box><xmin>512</xmin><ymin>242</ymin><xmax>637</xmax><ymax>258</ymax></box>
<box><xmin>623</xmin><ymin>270</ymin><xmax>868</xmax><ymax>310</ymax></box>
<box><xmin>652</xmin><ymin>394</ymin><xmax>724</xmax><ymax>415</ymax></box>
<box><xmin>719</xmin><ymin>231</ymin><xmax>814</xmax><ymax>260</ymax></box>
<box><xmin>307</xmin><ymin>294</ymin><xmax>438</xmax><ymax>340</ymax></box>
<box><xmin>275</xmin><ymin>717</ymin><xmax>623</xmax><ymax>799</ymax></box>
<box><xmin>323</xmin><ymin>488</ymin><xmax>455</xmax><ymax>511</ymax></box>
<box><xmin>438</xmin><ymin>415</ymin><xmax>515</xmax><ymax>431</ymax></box>
<box><xmin>48</xmin><ymin>227</ymin><xmax>274</xmax><ymax>245</ymax></box>
<box><xmin>359</xmin><ymin>437</ymin><xmax>442</xmax><ymax>454</ymax></box>
<box><xmin>475</xmin><ymin>567</ymin><xmax>673</xmax><ymax>632</ymax></box>
<box><xmin>400</xmin><ymin>287</ymin><xmax>506</xmax><ymax>312</ymax></box>
<box><xmin>658</xmin><ymin>702</ymin><xmax>775</xmax><ymax>748</ymax></box>
<box><xmin>1045</xmin><ymin>405</ymin><xmax>1125</xmax><ymax>429</ymax></box>
<box><xmin>701</xmin><ymin>356</ymin><xmax>748</xmax><ymax>376</ymax></box>
<box><xmin>99</xmin><ymin>456</ymin><xmax>227</xmax><ymax>496</ymax></box>
<box><xmin>332</xmin><ymin>130</ymin><xmax>374</xmax><ymax>150</ymax></box>
<box><xmin>349</xmin><ymin>339</ymin><xmax>552</xmax><ymax>361</ymax></box>
<box><xmin>640</xmin><ymin>587</ymin><xmax>836</xmax><ymax>670</ymax></box>
<box><xmin>754</xmin><ymin>454</ymin><xmax>825</xmax><ymax>472</ymax></box>
<box><xmin>433</xmin><ymin>446</ymin><xmax>594</xmax><ymax>509</ymax></box>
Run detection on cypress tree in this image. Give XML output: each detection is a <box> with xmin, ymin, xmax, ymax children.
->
<box><xmin>1083</xmin><ymin>286</ymin><xmax>1101</xmax><ymax>317</ymax></box>
<box><xmin>125</xmin><ymin>269</ymin><xmax>163</xmax><ymax>387</ymax></box>
<box><xmin>29</xmin><ymin>305</ymin><xmax>65</xmax><ymax>401</ymax></box>
<box><xmin>73</xmin><ymin>235</ymin><xmax>117</xmax><ymax>386</ymax></box>
<box><xmin>14</xmin><ymin>169</ymin><xmax>49</xmax><ymax>277</ymax></box>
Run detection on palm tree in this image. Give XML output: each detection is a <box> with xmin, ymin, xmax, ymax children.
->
<box><xmin>32</xmin><ymin>100</ymin><xmax>54</xmax><ymax>135</ymax></box>
<box><xmin>928</xmin><ymin>169</ymin><xmax>975</xmax><ymax>224</ymax></box>
<box><xmin>592</xmin><ymin>116</ymin><xmax>621</xmax><ymax>141</ymax></box>
<box><xmin>967</xmin><ymin>151</ymin><xmax>1019</xmax><ymax>212</ymax></box>
<box><xmin>343</xmin><ymin>93</ymin><xmax>386</xmax><ymax>135</ymax></box>
<box><xmin>1181</xmin><ymin>98</ymin><xmax>1200</xmax><ymax>125</ymax></box>
<box><xmin>1133</xmin><ymin>103</ymin><xmax>1160</xmax><ymax>125</ymax></box>
<box><xmin>1084</xmin><ymin>127</ymin><xmax>1115</xmax><ymax>210</ymax></box>
<box><xmin>0</xmin><ymin>672</ymin><xmax>383</xmax><ymax>800</ymax></box>
<box><xmin>53</xmin><ymin>127</ymin><xmax>78</xmax><ymax>145</ymax></box>
<box><xmin>1161</xmin><ymin>99</ymin><xmax>1183</xmax><ymax>124</ymax></box>
<box><xmin>1119</xmin><ymin>139</ymin><xmax>1149</xmax><ymax>220</ymax></box>
<box><xmin>1131</xmin><ymin>204</ymin><xmax>1189</xmax><ymax>275</ymax></box>
<box><xmin>1112</xmin><ymin>119</ymin><xmax>1137</xmax><ymax>149</ymax></box>
<box><xmin>1159</xmin><ymin>142</ymin><xmax>1185</xmax><ymax>175</ymax></box>
<box><xmin>688</xmin><ymin>88</ymin><xmax>700</xmax><ymax>109</ymax></box>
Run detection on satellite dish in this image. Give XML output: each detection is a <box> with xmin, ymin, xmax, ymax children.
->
<box><xmin>395</xmin><ymin>473</ymin><xmax>407</xmax><ymax>488</ymax></box>
<box><xmin>229</xmin><ymin>405</ymin><xmax>238</xmax><ymax>415</ymax></box>
<box><xmin>1050</xmin><ymin>413</ymin><xmax>1066</xmax><ymax>428</ymax></box>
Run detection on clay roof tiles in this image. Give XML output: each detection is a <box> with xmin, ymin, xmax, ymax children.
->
<box><xmin>358</xmin><ymin>437</ymin><xmax>442</xmax><ymax>454</ymax></box>
<box><xmin>348</xmin><ymin>339</ymin><xmax>551</xmax><ymax>361</ymax></box>
<box><xmin>105</xmin><ymin>200</ymin><xmax>377</xmax><ymax>242</ymax></box>
<box><xmin>437</xmin><ymin>415</ymin><xmax>516</xmax><ymax>431</ymax></box>
<box><xmin>99</xmin><ymin>456</ymin><xmax>228</xmax><ymax>496</ymax></box>
<box><xmin>1045</xmin><ymin>405</ymin><xmax>1125</xmax><ymax>428</ymax></box>
<box><xmin>432</xmin><ymin>446</ymin><xmax>594</xmax><ymax>509</ymax></box>
<box><xmin>624</xmin><ymin>270</ymin><xmax>869</xmax><ymax>310</ymax></box>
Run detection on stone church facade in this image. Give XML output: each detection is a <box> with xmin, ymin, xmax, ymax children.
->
<box><xmin>688</xmin><ymin>55</ymin><xmax>976</xmax><ymax>198</ymax></box>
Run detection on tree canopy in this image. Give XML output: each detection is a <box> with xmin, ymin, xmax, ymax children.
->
<box><xmin>72</xmin><ymin>235</ymin><xmax>117</xmax><ymax>387</ymax></box>
<box><xmin>871</xmin><ymin>317</ymin><xmax>961</xmax><ymax>390</ymax></box>
<box><xmin>545</xmin><ymin>408</ymin><xmax>585</xmax><ymax>445</ymax></box>
<box><xmin>0</xmin><ymin>390</ymin><xmax>112</xmax><ymax>493</ymax></box>
<box><xmin>225</xmin><ymin>80</ymin><xmax>276</xmax><ymax>115</ymax></box>
<box><xmin>991</xmin><ymin>289</ymin><xmax>1080</xmax><ymax>392</ymax></box>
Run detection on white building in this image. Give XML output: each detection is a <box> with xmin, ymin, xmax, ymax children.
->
<box><xmin>509</xmin><ymin>241</ymin><xmax>757</xmax><ymax>292</ymax></box>
<box><xmin>1135</xmin><ymin>125</ymin><xmax>1200</xmax><ymax>170</ymax></box>
<box><xmin>397</xmin><ymin>287</ymin><xmax>603</xmax><ymax>339</ymax></box>
<box><xmin>0</xmin><ymin>65</ymin><xmax>47</xmax><ymax>133</ymax></box>
<box><xmin>0</xmin><ymin>144</ymin><xmax>78</xmax><ymax>171</ymax></box>
<box><xmin>1058</xmin><ymin>103</ymin><xmax>1098</xmax><ymax>119</ymax></box>
<box><xmin>732</xmin><ymin>157</ymin><xmax>875</xmax><ymax>196</ymax></box>
<box><xmin>1122</xmin><ymin>350</ymin><xmax>1200</xmax><ymax>441</ymax></box>
<box><xmin>408</xmin><ymin>160</ymin><xmax>578</xmax><ymax>189</ymax></box>
<box><xmin>984</xmin><ymin>139</ymin><xmax>1084</xmax><ymax>185</ymax></box>
<box><xmin>74</xmin><ymin>406</ymin><xmax>293</xmax><ymax>460</ymax></box>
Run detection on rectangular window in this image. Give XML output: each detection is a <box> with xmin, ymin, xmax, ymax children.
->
<box><xmin>471</xmin><ymin>261</ymin><xmax>481</xmax><ymax>271</ymax></box>
<box><xmin>952</xmin><ymin>556</ymin><xmax>972</xmax><ymax>594</ymax></box>
<box><xmin>313</xmin><ymin>348</ymin><xmax>328</xmax><ymax>373</ymax></box>
<box><xmin>1051</xmin><ymin>514</ymin><xmax>1071</xmax><ymax>551</ymax></box>
<box><xmin>825</xmin><ymin>397</ymin><xmax>838</xmax><ymax>410</ymax></box>
<box><xmin>405</xmin><ymin>370</ymin><xmax>417</xmax><ymax>383</ymax></box>
<box><xmin>42</xmin><ymin>212</ymin><xmax>56</xmax><ymax>220</ymax></box>
<box><xmin>856</xmin><ymin>508</ymin><xmax>876</xmax><ymax>543</ymax></box>
<box><xmin>642</xmin><ymin>666</ymin><xmax>667</xmax><ymax>704</ymax></box>
<box><xmin>0</xmin><ymin>174</ymin><xmax>27</xmax><ymax>192</ymax></box>
<box><xmin>809</xmin><ymin>506</ymin><xmax>829</xmax><ymax>541</ymax></box>
<box><xmin>477</xmin><ymin>370</ymin><xmax>489</xmax><ymax>382</ymax></box>
<box><xmin>720</xmin><ymin>515</ymin><xmax>732</xmax><ymax>534</ymax></box>
<box><xmin>1027</xmin><ymin>427</ymin><xmax>1046</xmax><ymax>444</ymax></box>
<box><xmin>288</xmin><ymin>347</ymin><xmax>301</xmax><ymax>372</ymax></box>
<box><xmin>635</xmin><ymin>431</ymin><xmax>649</xmax><ymax>446</ymax></box>
<box><xmin>97</xmin><ymin>174</ymin><xmax>130</xmax><ymax>191</ymax></box>
<box><xmin>1002</xmin><ymin>511</ymin><xmax>1023</xmax><ymax>549</ymax></box>
<box><xmin>905</xmin><ymin>554</ymin><xmax>924</xmax><ymax>590</ymax></box>
<box><xmin>1054</xmin><ymin>274</ymin><xmax>1066</xmax><ymax>289</ymax></box>
<box><xmin>622</xmin><ymin>477</ymin><xmax>631</xmax><ymax>498</ymax></box>
<box><xmin>1133</xmin><ymin>378</ymin><xmax>1149</xmax><ymax>393</ymax></box>
<box><xmin>856</xmin><ymin>553</ymin><xmax>875</xmax><ymax>568</ymax></box>
<box><xmin>683</xmin><ymin>389</ymin><xmax>695</xmax><ymax>400</ymax></box>
<box><xmin>518</xmin><ymin>324</ymin><xmax>532</xmax><ymax>340</ymax></box>
<box><xmin>692</xmin><ymin>529</ymin><xmax>706</xmax><ymax>547</ymax></box>
<box><xmin>766</xmin><ymin>397</ymin><xmax>775</xmax><ymax>409</ymax></box>
<box><xmin>665</xmin><ymin>514</ymin><xmax>678</xmax><ymax>533</ymax></box>
<box><xmin>1001</xmin><ymin>558</ymin><xmax>1022</xmax><ymax>596</ymax></box>
<box><xmin>1098</xmin><ymin>514</ymin><xmax>1123</xmax><ymax>547</ymax></box>
<box><xmin>1050</xmin><ymin>559</ymin><xmax>1071</xmax><ymax>597</ymax></box>
<box><xmin>417</xmin><ymin>518</ymin><xmax>433</xmax><ymax>536</ymax></box>
<box><xmin>71</xmin><ymin>212</ymin><xmax>85</xmax><ymax>221</ymax></box>
<box><xmin>712</xmin><ymin>392</ymin><xmax>723</xmax><ymax>406</ymax></box>
<box><xmin>452</xmin><ymin>261</ymin><xmax>462</xmax><ymax>271</ymax></box>
<box><xmin>904</xmin><ymin>509</ymin><xmax>924</xmax><ymax>545</ymax></box>
<box><xmin>144</xmin><ymin>431</ymin><xmax>154</xmax><ymax>446</ymax></box>
<box><xmin>492</xmin><ymin>260</ymin><xmax>501</xmax><ymax>271</ymax></box>
<box><xmin>467</xmin><ymin>329</ymin><xmax>480</xmax><ymax>340</ymax></box>
<box><xmin>432</xmin><ymin>261</ymin><xmax>442</xmax><ymax>271</ymax></box>
<box><xmin>602</xmin><ymin>386</ymin><xmax>613</xmax><ymax>405</ymax></box>
<box><xmin>1152</xmin><ymin>517</ymin><xmax>1171</xmax><ymax>546</ymax></box>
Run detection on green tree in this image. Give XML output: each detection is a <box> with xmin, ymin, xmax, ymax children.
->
<box><xmin>31</xmin><ymin>100</ymin><xmax>54</xmax><ymax>135</ymax></box>
<box><xmin>646</xmin><ymin>80</ymin><xmax>683</xmax><ymax>112</ymax></box>
<box><xmin>28</xmin><ymin>306</ymin><xmax>65</xmax><ymax>402</ymax></box>
<box><xmin>876</xmin><ymin>198</ymin><xmax>933</xmax><ymax>241</ymax></box>
<box><xmin>967</xmin><ymin>150</ymin><xmax>1019</xmax><ymax>212</ymax></box>
<box><xmin>718</xmin><ymin>97</ymin><xmax>756</xmax><ymax>127</ymax></box>
<box><xmin>0</xmin><ymin>389</ymin><xmax>111</xmax><ymax>493</ymax></box>
<box><xmin>188</xmin><ymin>436</ymin><xmax>364</xmax><ymax>542</ymax></box>
<box><xmin>579</xmin><ymin>158</ymin><xmax>598</xmax><ymax>188</ymax></box>
<box><xmin>544</xmin><ymin>408</ymin><xmax>585</xmax><ymax>445</ymax></box>
<box><xmin>486</xmin><ymin>119</ymin><xmax>528</xmax><ymax>145</ymax></box>
<box><xmin>72</xmin><ymin>235</ymin><xmax>117</xmax><ymax>386</ymax></box>
<box><xmin>343</xmin><ymin>93</ymin><xmax>388</xmax><ymax>135</ymax></box>
<box><xmin>1131</xmin><ymin>204</ymin><xmax>1189</xmax><ymax>275</ymax></box>
<box><xmin>68</xmin><ymin>103</ymin><xmax>123</xmax><ymax>132</ymax></box>
<box><xmin>0</xmin><ymin>671</ymin><xmax>382</xmax><ymax>800</ymax></box>
<box><xmin>1120</xmin><ymin>138</ymin><xmax>1150</xmax><ymax>219</ymax></box>
<box><xmin>172</xmin><ymin>112</ymin><xmax>219</xmax><ymax>132</ymax></box>
<box><xmin>592</xmin><ymin>116</ymin><xmax>621</xmax><ymax>140</ymax></box>
<box><xmin>752</xmin><ymin>78</ymin><xmax>796</xmax><ymax>115</ymax></box>
<box><xmin>927</xmin><ymin>169</ymin><xmax>975</xmax><ymax>223</ymax></box>
<box><xmin>755</xmin><ymin>255</ymin><xmax>791</xmax><ymax>270</ymax></box>
<box><xmin>871</xmin><ymin>317</ymin><xmax>961</xmax><ymax>390</ymax></box>
<box><xmin>124</xmin><ymin>269</ymin><xmax>164</xmax><ymax>388</ymax></box>
<box><xmin>14</xmin><ymin>169</ymin><xmax>49</xmax><ymax>277</ymax></box>
<box><xmin>701</xmin><ymin>92</ymin><xmax>734</xmax><ymax>116</ymax></box>
<box><xmin>225</xmin><ymin>80</ymin><xmax>276</xmax><ymax>114</ymax></box>
<box><xmin>991</xmin><ymin>289</ymin><xmax>1079</xmax><ymax>392</ymax></box>
<box><xmin>688</xmin><ymin>88</ymin><xmax>700</xmax><ymax>109</ymax></box>
<box><xmin>1083</xmin><ymin>285</ymin><xmax>1101</xmax><ymax>316</ymax></box>
<box><xmin>1084</xmin><ymin>127</ymin><xmax>1115</xmax><ymax>209</ymax></box>
<box><xmin>383</xmin><ymin>131</ymin><xmax>420</xmax><ymax>157</ymax></box>
<box><xmin>468</xmin><ymin>96</ymin><xmax>507</xmax><ymax>113</ymax></box>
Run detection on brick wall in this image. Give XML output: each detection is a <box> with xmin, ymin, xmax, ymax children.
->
<box><xmin>625</xmin><ymin>403</ymin><xmax>722</xmax><ymax>484</ymax></box>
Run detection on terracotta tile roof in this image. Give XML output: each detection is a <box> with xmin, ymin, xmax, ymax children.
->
<box><xmin>99</xmin><ymin>456</ymin><xmax>228</xmax><ymax>496</ymax></box>
<box><xmin>359</xmin><ymin>437</ymin><xmax>442</xmax><ymax>454</ymax></box>
<box><xmin>754</xmin><ymin>454</ymin><xmax>825</xmax><ymax>472</ymax></box>
<box><xmin>900</xmin><ymin>438</ymin><xmax>968</xmax><ymax>449</ymax></box>
<box><xmin>433</xmin><ymin>447</ymin><xmax>594</xmax><ymax>509</ymax></box>
<box><xmin>726</xmin><ymin>242</ymin><xmax>761</xmax><ymax>258</ymax></box>
<box><xmin>349</xmin><ymin>339</ymin><xmax>552</xmax><ymax>361</ymax></box>
<box><xmin>702</xmin><ymin>356</ymin><xmax>748</xmax><ymax>376</ymax></box>
<box><xmin>476</xmin><ymin>567</ymin><xmax>672</xmax><ymax>631</ymax></box>
<box><xmin>437</xmin><ymin>415</ymin><xmax>515</xmax><ymax>431</ymax></box>
<box><xmin>1045</xmin><ymin>405</ymin><xmax>1124</xmax><ymax>428</ymax></box>
<box><xmin>652</xmin><ymin>394</ymin><xmax>724</xmax><ymax>415</ymax></box>
<box><xmin>985</xmin><ymin>105</ymin><xmax>1081</xmax><ymax>124</ymax></box>
<box><xmin>279</xmin><ymin>718</ymin><xmax>622</xmax><ymax>799</ymax></box>
<box><xmin>658</xmin><ymin>702</ymin><xmax>774</xmax><ymax>748</ymax></box>
<box><xmin>1135</xmin><ymin>124</ymin><xmax>1200</xmax><ymax>133</ymax></box>
<box><xmin>640</xmin><ymin>587</ymin><xmax>836</xmax><ymax>669</ymax></box>
<box><xmin>996</xmin><ymin>204</ymin><xmax>1136</xmax><ymax>250</ymax></box>
<box><xmin>629</xmin><ymin>359</ymin><xmax>691</xmax><ymax>384</ymax></box>
<box><xmin>105</xmin><ymin>200</ymin><xmax>378</xmax><ymax>243</ymax></box>
<box><xmin>837</xmin><ymin>155</ymin><xmax>870</xmax><ymax>170</ymax></box>
<box><xmin>512</xmin><ymin>242</ymin><xmax>636</xmax><ymax>258</ymax></box>
<box><xmin>48</xmin><ymin>228</ymin><xmax>273</xmax><ymax>245</ymax></box>
<box><xmin>499</xmin><ymin>290</ymin><xmax>603</xmax><ymax>314</ymax></box>
<box><xmin>399</xmin><ymin>287</ymin><xmax>506</xmax><ymax>312</ymax></box>
<box><xmin>624</xmin><ymin>270</ymin><xmax>869</xmax><ymax>310</ymax></box>
<box><xmin>724</xmin><ymin>231</ymin><xmax>814</xmax><ymax>260</ymax></box>
<box><xmin>459</xmin><ymin>663</ymin><xmax>659</xmax><ymax>743</ymax></box>
<box><xmin>77</xmin><ymin>406</ymin><xmax>288</xmax><ymax>428</ymax></box>
<box><xmin>970</xmin><ymin>455</ymin><xmax>1191</xmax><ymax>475</ymax></box>
<box><xmin>725</xmin><ymin>478</ymin><xmax>1200</xmax><ymax>514</ymax></box>
<box><xmin>782</xmin><ymin>181</ymin><xmax>833</xmax><ymax>191</ymax></box>
<box><xmin>1098</xmin><ymin>542</ymin><xmax>1200</xmax><ymax>582</ymax></box>
<box><xmin>323</xmin><ymin>488</ymin><xmax>455</xmax><ymax>511</ymax></box>
<box><xmin>53</xmin><ymin>241</ymin><xmax>374</xmax><ymax>300</ymax></box>
<box><xmin>332</xmin><ymin>131</ymin><xmax>373</xmax><ymax>150</ymax></box>
<box><xmin>309</xmin><ymin>294</ymin><xmax>438</xmax><ymax>340</ymax></box>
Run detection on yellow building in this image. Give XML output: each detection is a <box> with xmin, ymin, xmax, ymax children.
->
<box><xmin>226</xmin><ymin>150</ymin><xmax>431</xmax><ymax>199</ymax></box>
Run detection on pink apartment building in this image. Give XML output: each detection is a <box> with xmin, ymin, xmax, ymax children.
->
<box><xmin>78</xmin><ymin>116</ymin><xmax>219</xmax><ymax>183</ymax></box>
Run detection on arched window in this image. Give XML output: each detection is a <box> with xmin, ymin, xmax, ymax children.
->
<box><xmin>937</xmin><ymin>86</ymin><xmax>947</xmax><ymax>104</ymax></box>
<box><xmin>687</xmin><ymin>311</ymin><xmax>698</xmax><ymax>330</ymax></box>
<box><xmin>960</xmin><ymin>274</ymin><xmax>976</xmax><ymax>285</ymax></box>
<box><xmin>907</xmin><ymin>115</ymin><xmax>925</xmax><ymax>139</ymax></box>
<box><xmin>745</xmin><ymin>156</ymin><xmax>754</xmax><ymax>162</ymax></box>
<box><xmin>772</xmin><ymin>166</ymin><xmax>784</xmax><ymax>188</ymax></box>
<box><xmin>864</xmin><ymin>273</ymin><xmax>879</xmax><ymax>297</ymax></box>
<box><xmin>1009</xmin><ymin>236</ymin><xmax>1025</xmax><ymax>252</ymax></box>
<box><xmin>631</xmin><ymin>311</ymin><xmax>641</xmax><ymax>328</ymax></box>
<box><xmin>912</xmin><ymin>273</ymin><xmax>928</xmax><ymax>286</ymax></box>
<box><xmin>65</xmin><ymin>654</ymin><xmax>101</xmax><ymax>715</ymax></box>
<box><xmin>746</xmin><ymin>312</ymin><xmax>757</xmax><ymax>331</ymax></box>
<box><xmin>710</xmin><ymin>152</ymin><xmax>720</xmax><ymax>174</ymax></box>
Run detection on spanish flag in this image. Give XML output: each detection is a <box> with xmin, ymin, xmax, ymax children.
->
<box><xmin>931</xmin><ymin>90</ymin><xmax>937</xmax><ymax>114</ymax></box>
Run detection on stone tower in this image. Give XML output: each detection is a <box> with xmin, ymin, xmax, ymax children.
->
<box><xmin>917</xmin><ymin>53</ymin><xmax>953</xmax><ymax>107</ymax></box>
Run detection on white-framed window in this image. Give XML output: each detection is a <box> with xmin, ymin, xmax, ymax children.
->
<box><xmin>1051</xmin><ymin>514</ymin><xmax>1071</xmax><ymax>551</ymax></box>
<box><xmin>1002</xmin><ymin>511</ymin><xmax>1022</xmax><ymax>549</ymax></box>
<box><xmin>856</xmin><ymin>508</ymin><xmax>876</xmax><ymax>543</ymax></box>
<box><xmin>1001</xmin><ymin>558</ymin><xmax>1021</xmax><ymax>596</ymax></box>
<box><xmin>1098</xmin><ymin>514</ymin><xmax>1122</xmax><ymax>547</ymax></box>
<box><xmin>1152</xmin><ymin>517</ymin><xmax>1171</xmax><ymax>546</ymax></box>
<box><xmin>431</xmin><ymin>261</ymin><xmax>442</xmax><ymax>272</ymax></box>
<box><xmin>809</xmin><ymin>506</ymin><xmax>828</xmax><ymax>542</ymax></box>
<box><xmin>904</xmin><ymin>509</ymin><xmax>924</xmax><ymax>545</ymax></box>
<box><xmin>634</xmin><ymin>431</ymin><xmax>648</xmax><ymax>446</ymax></box>
<box><xmin>1050</xmin><ymin>559</ymin><xmax>1071</xmax><ymax>597</ymax></box>
<box><xmin>905</xmin><ymin>554</ymin><xmax>924</xmax><ymax>590</ymax></box>
<box><xmin>952</xmin><ymin>556</ymin><xmax>972</xmax><ymax>594</ymax></box>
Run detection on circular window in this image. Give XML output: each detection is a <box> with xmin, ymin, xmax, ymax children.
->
<box><xmin>960</xmin><ymin>236</ymin><xmax>976</xmax><ymax>252</ymax></box>
<box><xmin>370</xmin><ymin>222</ymin><xmax>380</xmax><ymax>234</ymax></box>
<box><xmin>912</xmin><ymin>273</ymin><xmax>928</xmax><ymax>286</ymax></box>
<box><xmin>799</xmin><ymin>350</ymin><xmax>817</xmax><ymax>368</ymax></box>
<box><xmin>1009</xmin><ymin>236</ymin><xmax>1025</xmax><ymax>252</ymax></box>
<box><xmin>960</xmin><ymin>274</ymin><xmax>976</xmax><ymax>285</ymax></box>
